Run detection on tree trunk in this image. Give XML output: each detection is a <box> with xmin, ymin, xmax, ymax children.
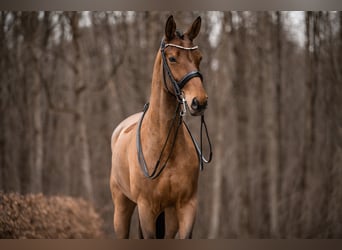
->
<box><xmin>300</xmin><ymin>11</ymin><xmax>317</xmax><ymax>237</ymax></box>
<box><xmin>31</xmin><ymin>56</ymin><xmax>43</xmax><ymax>193</ymax></box>
<box><xmin>270</xmin><ymin>10</ymin><xmax>282</xmax><ymax>237</ymax></box>
<box><xmin>232</xmin><ymin>12</ymin><xmax>250</xmax><ymax>236</ymax></box>
<box><xmin>207</xmin><ymin>16</ymin><xmax>228</xmax><ymax>235</ymax></box>
<box><xmin>208</xmin><ymin>112</ymin><xmax>224</xmax><ymax>238</ymax></box>
<box><xmin>70</xmin><ymin>12</ymin><xmax>94</xmax><ymax>201</ymax></box>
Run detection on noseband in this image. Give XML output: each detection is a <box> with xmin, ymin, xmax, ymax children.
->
<box><xmin>160</xmin><ymin>39</ymin><xmax>203</xmax><ymax>104</ymax></box>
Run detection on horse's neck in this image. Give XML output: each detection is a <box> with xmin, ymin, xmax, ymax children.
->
<box><xmin>145</xmin><ymin>52</ymin><xmax>182</xmax><ymax>137</ymax></box>
<box><xmin>150</xmin><ymin>78</ymin><xmax>176</xmax><ymax>111</ymax></box>
<box><xmin>147</xmin><ymin>81</ymin><xmax>180</xmax><ymax>134</ymax></box>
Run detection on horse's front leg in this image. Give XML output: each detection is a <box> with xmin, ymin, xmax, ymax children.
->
<box><xmin>177</xmin><ymin>197</ymin><xmax>197</xmax><ymax>239</ymax></box>
<box><xmin>165</xmin><ymin>207</ymin><xmax>178</xmax><ymax>238</ymax></box>
<box><xmin>112</xmin><ymin>189</ymin><xmax>136</xmax><ymax>239</ymax></box>
<box><xmin>137</xmin><ymin>201</ymin><xmax>158</xmax><ymax>239</ymax></box>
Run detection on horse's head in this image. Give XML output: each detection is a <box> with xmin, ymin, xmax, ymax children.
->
<box><xmin>161</xmin><ymin>15</ymin><xmax>208</xmax><ymax>116</ymax></box>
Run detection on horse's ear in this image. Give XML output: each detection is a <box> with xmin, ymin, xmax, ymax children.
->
<box><xmin>186</xmin><ymin>16</ymin><xmax>201</xmax><ymax>41</ymax></box>
<box><xmin>165</xmin><ymin>15</ymin><xmax>176</xmax><ymax>41</ymax></box>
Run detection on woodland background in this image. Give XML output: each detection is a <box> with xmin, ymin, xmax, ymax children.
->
<box><xmin>0</xmin><ymin>11</ymin><xmax>342</xmax><ymax>238</ymax></box>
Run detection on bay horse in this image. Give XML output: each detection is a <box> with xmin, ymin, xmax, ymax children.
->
<box><xmin>110</xmin><ymin>15</ymin><xmax>211</xmax><ymax>239</ymax></box>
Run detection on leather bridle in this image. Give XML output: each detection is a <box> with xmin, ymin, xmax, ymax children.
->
<box><xmin>160</xmin><ymin>39</ymin><xmax>203</xmax><ymax>113</ymax></box>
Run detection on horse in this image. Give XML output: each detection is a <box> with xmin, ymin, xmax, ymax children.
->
<box><xmin>110</xmin><ymin>15</ymin><xmax>211</xmax><ymax>239</ymax></box>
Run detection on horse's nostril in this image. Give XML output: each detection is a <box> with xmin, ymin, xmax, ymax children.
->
<box><xmin>203</xmin><ymin>99</ymin><xmax>208</xmax><ymax>108</ymax></box>
<box><xmin>191</xmin><ymin>98</ymin><xmax>208</xmax><ymax>111</ymax></box>
<box><xmin>191</xmin><ymin>98</ymin><xmax>199</xmax><ymax>110</ymax></box>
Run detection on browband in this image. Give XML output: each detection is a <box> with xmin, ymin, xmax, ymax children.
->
<box><xmin>164</xmin><ymin>43</ymin><xmax>199</xmax><ymax>50</ymax></box>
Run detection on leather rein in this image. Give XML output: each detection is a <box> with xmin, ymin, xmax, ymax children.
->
<box><xmin>136</xmin><ymin>39</ymin><xmax>212</xmax><ymax>179</ymax></box>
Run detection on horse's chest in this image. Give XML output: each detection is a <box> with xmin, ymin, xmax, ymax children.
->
<box><xmin>132</xmin><ymin>139</ymin><xmax>199</xmax><ymax>205</ymax></box>
<box><xmin>148</xmin><ymin>169</ymin><xmax>198</xmax><ymax>206</ymax></box>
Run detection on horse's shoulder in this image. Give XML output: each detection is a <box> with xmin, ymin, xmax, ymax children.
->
<box><xmin>111</xmin><ymin>112</ymin><xmax>142</xmax><ymax>146</ymax></box>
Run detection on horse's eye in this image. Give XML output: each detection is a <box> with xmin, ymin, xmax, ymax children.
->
<box><xmin>168</xmin><ymin>57</ymin><xmax>177</xmax><ymax>63</ymax></box>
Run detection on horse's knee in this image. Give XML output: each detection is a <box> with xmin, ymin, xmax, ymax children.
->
<box><xmin>165</xmin><ymin>207</ymin><xmax>178</xmax><ymax>238</ymax></box>
<box><xmin>113</xmin><ymin>195</ymin><xmax>136</xmax><ymax>238</ymax></box>
<box><xmin>176</xmin><ymin>200</ymin><xmax>197</xmax><ymax>239</ymax></box>
<box><xmin>113</xmin><ymin>213</ymin><xmax>130</xmax><ymax>238</ymax></box>
<box><xmin>137</xmin><ymin>203</ymin><xmax>157</xmax><ymax>239</ymax></box>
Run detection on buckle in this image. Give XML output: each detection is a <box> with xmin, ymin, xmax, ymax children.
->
<box><xmin>179</xmin><ymin>94</ymin><xmax>187</xmax><ymax>116</ymax></box>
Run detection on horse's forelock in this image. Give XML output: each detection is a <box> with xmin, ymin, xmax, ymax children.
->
<box><xmin>175</xmin><ymin>30</ymin><xmax>184</xmax><ymax>40</ymax></box>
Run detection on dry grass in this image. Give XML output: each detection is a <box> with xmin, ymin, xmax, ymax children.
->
<box><xmin>0</xmin><ymin>192</ymin><xmax>104</xmax><ymax>238</ymax></box>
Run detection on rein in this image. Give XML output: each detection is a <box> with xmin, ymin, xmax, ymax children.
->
<box><xmin>184</xmin><ymin>116</ymin><xmax>212</xmax><ymax>171</ymax></box>
<box><xmin>136</xmin><ymin>39</ymin><xmax>212</xmax><ymax>179</ymax></box>
<box><xmin>137</xmin><ymin>102</ymin><xmax>183</xmax><ymax>179</ymax></box>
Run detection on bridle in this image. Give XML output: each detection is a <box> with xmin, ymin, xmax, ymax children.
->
<box><xmin>160</xmin><ymin>39</ymin><xmax>203</xmax><ymax>105</ymax></box>
<box><xmin>136</xmin><ymin>38</ymin><xmax>212</xmax><ymax>179</ymax></box>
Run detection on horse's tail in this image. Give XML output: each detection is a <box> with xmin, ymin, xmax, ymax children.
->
<box><xmin>156</xmin><ymin>211</ymin><xmax>165</xmax><ymax>239</ymax></box>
